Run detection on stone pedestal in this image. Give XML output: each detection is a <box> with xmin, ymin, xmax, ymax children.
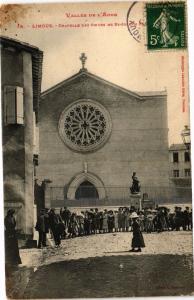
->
<box><xmin>130</xmin><ymin>193</ymin><xmax>142</xmax><ymax>210</ymax></box>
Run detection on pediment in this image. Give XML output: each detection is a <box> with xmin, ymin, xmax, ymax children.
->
<box><xmin>41</xmin><ymin>69</ymin><xmax>166</xmax><ymax>101</ymax></box>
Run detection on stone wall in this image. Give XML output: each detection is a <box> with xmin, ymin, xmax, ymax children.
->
<box><xmin>2</xmin><ymin>47</ymin><xmax>35</xmax><ymax>235</ymax></box>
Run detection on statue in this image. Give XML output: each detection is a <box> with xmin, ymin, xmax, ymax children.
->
<box><xmin>130</xmin><ymin>172</ymin><xmax>141</xmax><ymax>194</ymax></box>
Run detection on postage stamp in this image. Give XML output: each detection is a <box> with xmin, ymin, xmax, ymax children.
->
<box><xmin>146</xmin><ymin>2</ymin><xmax>186</xmax><ymax>50</ymax></box>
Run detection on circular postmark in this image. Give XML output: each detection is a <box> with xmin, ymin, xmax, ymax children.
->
<box><xmin>126</xmin><ymin>1</ymin><xmax>145</xmax><ymax>43</ymax></box>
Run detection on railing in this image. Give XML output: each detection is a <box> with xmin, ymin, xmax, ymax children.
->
<box><xmin>48</xmin><ymin>185</ymin><xmax>192</xmax><ymax>208</ymax></box>
<box><xmin>51</xmin><ymin>198</ymin><xmax>131</xmax><ymax>208</ymax></box>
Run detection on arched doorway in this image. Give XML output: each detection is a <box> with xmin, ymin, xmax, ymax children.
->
<box><xmin>75</xmin><ymin>181</ymin><xmax>99</xmax><ymax>200</ymax></box>
<box><xmin>67</xmin><ymin>172</ymin><xmax>106</xmax><ymax>200</ymax></box>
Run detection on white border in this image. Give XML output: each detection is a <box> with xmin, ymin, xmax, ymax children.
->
<box><xmin>0</xmin><ymin>1</ymin><xmax>193</xmax><ymax>300</ymax></box>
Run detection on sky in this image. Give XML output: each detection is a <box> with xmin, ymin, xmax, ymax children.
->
<box><xmin>1</xmin><ymin>0</ymin><xmax>190</xmax><ymax>144</ymax></box>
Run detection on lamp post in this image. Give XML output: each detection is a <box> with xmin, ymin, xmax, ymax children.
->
<box><xmin>181</xmin><ymin>125</ymin><xmax>191</xmax><ymax>150</ymax></box>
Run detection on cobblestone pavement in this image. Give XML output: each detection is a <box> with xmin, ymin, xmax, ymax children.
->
<box><xmin>20</xmin><ymin>230</ymin><xmax>193</xmax><ymax>267</ymax></box>
<box><xmin>7</xmin><ymin>231</ymin><xmax>194</xmax><ymax>298</ymax></box>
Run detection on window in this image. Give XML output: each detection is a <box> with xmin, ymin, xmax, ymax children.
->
<box><xmin>173</xmin><ymin>170</ymin><xmax>179</xmax><ymax>177</ymax></box>
<box><xmin>184</xmin><ymin>151</ymin><xmax>190</xmax><ymax>162</ymax></box>
<box><xmin>58</xmin><ymin>99</ymin><xmax>112</xmax><ymax>153</ymax></box>
<box><xmin>4</xmin><ymin>86</ymin><xmax>24</xmax><ymax>125</ymax></box>
<box><xmin>173</xmin><ymin>152</ymin><xmax>179</xmax><ymax>163</ymax></box>
<box><xmin>185</xmin><ymin>169</ymin><xmax>191</xmax><ymax>177</ymax></box>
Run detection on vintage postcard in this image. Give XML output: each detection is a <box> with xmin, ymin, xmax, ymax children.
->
<box><xmin>0</xmin><ymin>0</ymin><xmax>193</xmax><ymax>298</ymax></box>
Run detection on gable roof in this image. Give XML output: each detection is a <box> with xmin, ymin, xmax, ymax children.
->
<box><xmin>41</xmin><ymin>69</ymin><xmax>167</xmax><ymax>101</ymax></box>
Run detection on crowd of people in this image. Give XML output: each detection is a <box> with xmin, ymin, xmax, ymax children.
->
<box><xmin>4</xmin><ymin>204</ymin><xmax>193</xmax><ymax>267</ymax></box>
<box><xmin>35</xmin><ymin>205</ymin><xmax>193</xmax><ymax>248</ymax></box>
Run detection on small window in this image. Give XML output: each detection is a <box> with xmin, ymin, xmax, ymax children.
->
<box><xmin>173</xmin><ymin>152</ymin><xmax>179</xmax><ymax>163</ymax></box>
<box><xmin>185</xmin><ymin>169</ymin><xmax>191</xmax><ymax>177</ymax></box>
<box><xmin>173</xmin><ymin>170</ymin><xmax>179</xmax><ymax>177</ymax></box>
<box><xmin>184</xmin><ymin>152</ymin><xmax>190</xmax><ymax>162</ymax></box>
<box><xmin>4</xmin><ymin>86</ymin><xmax>24</xmax><ymax>125</ymax></box>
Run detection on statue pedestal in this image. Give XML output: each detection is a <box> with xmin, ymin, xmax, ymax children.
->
<box><xmin>130</xmin><ymin>193</ymin><xmax>142</xmax><ymax>210</ymax></box>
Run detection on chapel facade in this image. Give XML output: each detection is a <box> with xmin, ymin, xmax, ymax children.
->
<box><xmin>37</xmin><ymin>55</ymin><xmax>170</xmax><ymax>208</ymax></box>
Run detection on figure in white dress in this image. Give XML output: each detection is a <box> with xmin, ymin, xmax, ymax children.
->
<box><xmin>153</xmin><ymin>8</ymin><xmax>181</xmax><ymax>47</ymax></box>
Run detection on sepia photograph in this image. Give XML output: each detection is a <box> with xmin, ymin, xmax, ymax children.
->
<box><xmin>0</xmin><ymin>0</ymin><xmax>193</xmax><ymax>298</ymax></box>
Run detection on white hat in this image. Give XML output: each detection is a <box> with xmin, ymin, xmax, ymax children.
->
<box><xmin>131</xmin><ymin>212</ymin><xmax>139</xmax><ymax>218</ymax></box>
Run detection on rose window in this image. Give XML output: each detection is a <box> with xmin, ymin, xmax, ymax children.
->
<box><xmin>58</xmin><ymin>100</ymin><xmax>112</xmax><ymax>152</ymax></box>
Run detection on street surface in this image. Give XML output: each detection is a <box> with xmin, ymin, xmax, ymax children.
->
<box><xmin>7</xmin><ymin>231</ymin><xmax>194</xmax><ymax>298</ymax></box>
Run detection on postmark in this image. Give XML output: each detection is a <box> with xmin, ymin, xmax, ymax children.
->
<box><xmin>146</xmin><ymin>2</ymin><xmax>186</xmax><ymax>50</ymax></box>
<box><xmin>126</xmin><ymin>1</ymin><xmax>145</xmax><ymax>43</ymax></box>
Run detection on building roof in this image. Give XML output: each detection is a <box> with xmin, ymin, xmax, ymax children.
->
<box><xmin>169</xmin><ymin>143</ymin><xmax>187</xmax><ymax>151</ymax></box>
<box><xmin>41</xmin><ymin>68</ymin><xmax>167</xmax><ymax>100</ymax></box>
<box><xmin>0</xmin><ymin>35</ymin><xmax>43</xmax><ymax>121</ymax></box>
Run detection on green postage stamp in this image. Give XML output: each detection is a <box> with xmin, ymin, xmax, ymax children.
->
<box><xmin>146</xmin><ymin>2</ymin><xmax>186</xmax><ymax>50</ymax></box>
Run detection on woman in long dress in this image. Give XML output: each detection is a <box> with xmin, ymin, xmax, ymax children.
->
<box><xmin>129</xmin><ymin>212</ymin><xmax>145</xmax><ymax>252</ymax></box>
<box><xmin>107</xmin><ymin>211</ymin><xmax>114</xmax><ymax>233</ymax></box>
<box><xmin>139</xmin><ymin>211</ymin><xmax>145</xmax><ymax>232</ymax></box>
<box><xmin>124</xmin><ymin>209</ymin><xmax>130</xmax><ymax>232</ymax></box>
<box><xmin>118</xmin><ymin>208</ymin><xmax>123</xmax><ymax>232</ymax></box>
<box><xmin>102</xmin><ymin>210</ymin><xmax>108</xmax><ymax>233</ymax></box>
<box><xmin>114</xmin><ymin>211</ymin><xmax>119</xmax><ymax>232</ymax></box>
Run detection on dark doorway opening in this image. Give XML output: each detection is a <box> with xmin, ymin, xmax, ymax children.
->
<box><xmin>75</xmin><ymin>181</ymin><xmax>99</xmax><ymax>200</ymax></box>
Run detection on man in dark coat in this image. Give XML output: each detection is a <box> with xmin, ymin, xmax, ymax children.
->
<box><xmin>4</xmin><ymin>209</ymin><xmax>22</xmax><ymax>266</ymax></box>
<box><xmin>84</xmin><ymin>211</ymin><xmax>90</xmax><ymax>235</ymax></box>
<box><xmin>48</xmin><ymin>208</ymin><xmax>62</xmax><ymax>247</ymax></box>
<box><xmin>89</xmin><ymin>209</ymin><xmax>95</xmax><ymax>234</ymax></box>
<box><xmin>35</xmin><ymin>209</ymin><xmax>48</xmax><ymax>248</ymax></box>
<box><xmin>189</xmin><ymin>209</ymin><xmax>192</xmax><ymax>230</ymax></box>
<box><xmin>129</xmin><ymin>212</ymin><xmax>145</xmax><ymax>252</ymax></box>
<box><xmin>183</xmin><ymin>207</ymin><xmax>190</xmax><ymax>230</ymax></box>
<box><xmin>175</xmin><ymin>207</ymin><xmax>183</xmax><ymax>231</ymax></box>
<box><xmin>61</xmin><ymin>207</ymin><xmax>71</xmax><ymax>230</ymax></box>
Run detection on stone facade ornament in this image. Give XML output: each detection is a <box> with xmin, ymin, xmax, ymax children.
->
<box><xmin>79</xmin><ymin>53</ymin><xmax>87</xmax><ymax>71</ymax></box>
<box><xmin>58</xmin><ymin>99</ymin><xmax>112</xmax><ymax>152</ymax></box>
<box><xmin>84</xmin><ymin>162</ymin><xmax>88</xmax><ymax>173</ymax></box>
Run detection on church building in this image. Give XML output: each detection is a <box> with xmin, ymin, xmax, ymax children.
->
<box><xmin>37</xmin><ymin>54</ymin><xmax>170</xmax><ymax>209</ymax></box>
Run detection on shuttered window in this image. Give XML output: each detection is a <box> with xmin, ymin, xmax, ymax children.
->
<box><xmin>4</xmin><ymin>86</ymin><xmax>24</xmax><ymax>125</ymax></box>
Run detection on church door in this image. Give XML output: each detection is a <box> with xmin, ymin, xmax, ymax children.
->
<box><xmin>75</xmin><ymin>181</ymin><xmax>99</xmax><ymax>201</ymax></box>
